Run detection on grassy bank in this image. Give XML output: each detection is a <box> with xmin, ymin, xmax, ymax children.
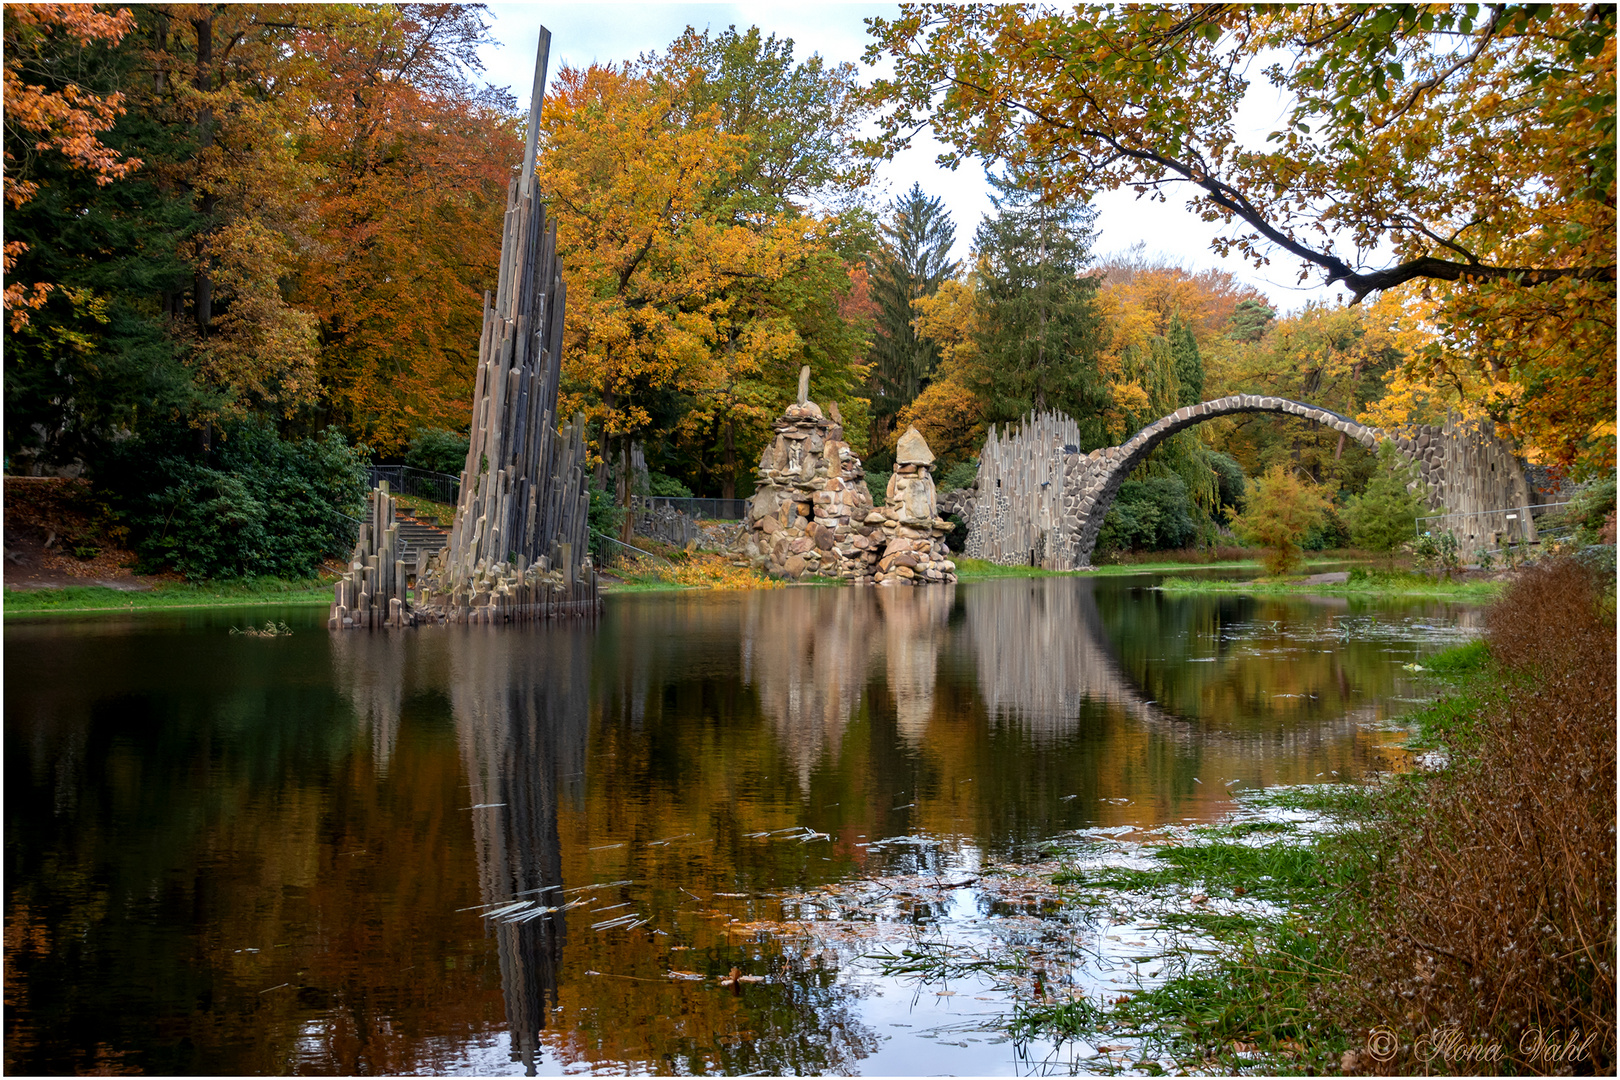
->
<box><xmin>1159</xmin><ymin>566</ymin><xmax>1504</xmax><ymax>600</ymax></box>
<box><xmin>4</xmin><ymin>578</ymin><xmax>334</xmax><ymax>615</ymax></box>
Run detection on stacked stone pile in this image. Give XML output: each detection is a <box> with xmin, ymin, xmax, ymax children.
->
<box><xmin>870</xmin><ymin>427</ymin><xmax>957</xmax><ymax>586</ymax></box>
<box><xmin>736</xmin><ymin>368</ymin><xmax>881</xmax><ymax>582</ymax></box>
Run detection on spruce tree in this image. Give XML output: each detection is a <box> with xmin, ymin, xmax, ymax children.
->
<box><xmin>971</xmin><ymin>167</ymin><xmax>1108</xmax><ymax>442</ymax></box>
<box><xmin>867</xmin><ymin>183</ymin><xmax>958</xmax><ymax>452</ymax></box>
<box><xmin>1168</xmin><ymin>313</ymin><xmax>1204</xmax><ymax>406</ymax></box>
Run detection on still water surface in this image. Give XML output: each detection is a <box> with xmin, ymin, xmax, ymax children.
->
<box><xmin>6</xmin><ymin>576</ymin><xmax>1479</xmax><ymax>1075</ymax></box>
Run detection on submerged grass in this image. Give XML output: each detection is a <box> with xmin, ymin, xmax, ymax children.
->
<box><xmin>1158</xmin><ymin>571</ymin><xmax>1503</xmax><ymax>600</ymax></box>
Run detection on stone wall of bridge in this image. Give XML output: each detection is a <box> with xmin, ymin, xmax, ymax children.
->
<box><xmin>965</xmin><ymin>395</ymin><xmax>1540</xmax><ymax>569</ymax></box>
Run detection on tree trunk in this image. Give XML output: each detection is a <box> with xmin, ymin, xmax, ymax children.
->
<box><xmin>192</xmin><ymin>13</ymin><xmax>215</xmax><ymax>336</ymax></box>
<box><xmin>722</xmin><ymin>416</ymin><xmax>737</xmax><ymax>501</ymax></box>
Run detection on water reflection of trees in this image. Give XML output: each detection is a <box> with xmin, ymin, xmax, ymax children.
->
<box><xmin>449</xmin><ymin>627</ymin><xmax>590</xmax><ymax>1075</ymax></box>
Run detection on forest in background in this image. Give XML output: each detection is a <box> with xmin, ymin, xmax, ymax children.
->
<box><xmin>5</xmin><ymin>3</ymin><xmax>1613</xmax><ymax>577</ymax></box>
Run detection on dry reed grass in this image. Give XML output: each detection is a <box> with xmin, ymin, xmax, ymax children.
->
<box><xmin>1335</xmin><ymin>558</ymin><xmax>1616</xmax><ymax>1074</ymax></box>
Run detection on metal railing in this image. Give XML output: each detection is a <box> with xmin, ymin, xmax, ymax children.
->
<box><xmin>639</xmin><ymin>495</ymin><xmax>747</xmax><ymax>521</ymax></box>
<box><xmin>1416</xmin><ymin>501</ymin><xmax>1570</xmax><ymax>537</ymax></box>
<box><xmin>591</xmin><ymin>530</ymin><xmax>674</xmax><ymax>569</ymax></box>
<box><xmin>367</xmin><ymin>465</ymin><xmax>460</xmax><ymax>506</ymax></box>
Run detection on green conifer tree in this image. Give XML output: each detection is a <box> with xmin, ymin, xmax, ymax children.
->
<box><xmin>971</xmin><ymin>166</ymin><xmax>1108</xmax><ymax>439</ymax></box>
<box><xmin>867</xmin><ymin>183</ymin><xmax>958</xmax><ymax>453</ymax></box>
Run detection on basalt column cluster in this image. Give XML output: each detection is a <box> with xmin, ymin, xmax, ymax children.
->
<box><xmin>736</xmin><ymin>368</ymin><xmax>880</xmax><ymax>582</ymax></box>
<box><xmin>870</xmin><ymin>427</ymin><xmax>957</xmax><ymax>586</ymax></box>
<box><xmin>331</xmin><ymin>28</ymin><xmax>601</xmax><ymax>630</ymax></box>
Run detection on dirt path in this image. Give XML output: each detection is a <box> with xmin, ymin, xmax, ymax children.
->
<box><xmin>2</xmin><ymin>477</ymin><xmax>177</xmax><ymax>591</ymax></box>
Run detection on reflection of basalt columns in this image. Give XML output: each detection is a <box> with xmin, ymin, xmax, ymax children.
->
<box><xmin>966</xmin><ymin>579</ymin><xmax>1168</xmax><ymax>738</ymax></box>
<box><xmin>452</xmin><ymin>626</ymin><xmax>592</xmax><ymax>1075</ymax></box>
<box><xmin>329</xmin><ymin>627</ymin><xmax>409</xmax><ymax>773</ymax></box>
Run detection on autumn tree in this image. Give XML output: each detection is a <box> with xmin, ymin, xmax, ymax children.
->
<box><xmin>1231</xmin><ymin>463</ymin><xmax>1333</xmax><ymax>576</ymax></box>
<box><xmin>540</xmin><ymin>29</ymin><xmax>873</xmax><ymax>515</ymax></box>
<box><xmin>3</xmin><ymin>4</ymin><xmax>141</xmax><ymax>326</ymax></box>
<box><xmin>866</xmin><ymin>182</ymin><xmax>958</xmax><ymax>457</ymax></box>
<box><xmin>867</xmin><ymin>4</ymin><xmax>1616</xmax><ymax>474</ymax></box>
<box><xmin>1212</xmin><ymin>297</ymin><xmax>1405</xmax><ymax>490</ymax></box>
<box><xmin>283</xmin><ymin>4</ymin><xmax>520</xmax><ymax>450</ymax></box>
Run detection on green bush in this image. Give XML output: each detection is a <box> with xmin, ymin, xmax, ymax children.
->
<box><xmin>100</xmin><ymin>419</ymin><xmax>368</xmax><ymax>580</ymax></box>
<box><xmin>1301</xmin><ymin>508</ymin><xmax>1350</xmax><ymax>550</ymax></box>
<box><xmin>1342</xmin><ymin>442</ymin><xmax>1430</xmax><ymax>552</ymax></box>
<box><xmin>587</xmin><ymin>480</ymin><xmax>625</xmax><ymax>563</ymax></box>
<box><xmin>938</xmin><ymin>459</ymin><xmax>979</xmax><ymax>492</ymax></box>
<box><xmin>864</xmin><ymin>470</ymin><xmax>891</xmax><ymax>504</ymax></box>
<box><xmin>1096</xmin><ymin>476</ymin><xmax>1199</xmax><ymax>552</ymax></box>
<box><xmin>1568</xmin><ymin>476</ymin><xmax>1616</xmax><ymax>544</ymax></box>
<box><xmin>648</xmin><ymin>471</ymin><xmax>693</xmax><ymax>498</ymax></box>
<box><xmin>405</xmin><ymin>427</ymin><xmax>470</xmax><ymax>476</ymax></box>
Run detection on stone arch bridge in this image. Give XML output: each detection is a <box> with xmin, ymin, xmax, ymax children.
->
<box><xmin>965</xmin><ymin>394</ymin><xmax>1537</xmax><ymax>569</ymax></box>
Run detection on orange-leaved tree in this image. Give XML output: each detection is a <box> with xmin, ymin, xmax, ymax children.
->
<box><xmin>1231</xmin><ymin>463</ymin><xmax>1333</xmax><ymax>577</ymax></box>
<box><xmin>283</xmin><ymin>4</ymin><xmax>519</xmax><ymax>450</ymax></box>
<box><xmin>541</xmin><ymin>29</ymin><xmax>873</xmax><ymax>518</ymax></box>
<box><xmin>2</xmin><ymin>3</ymin><xmax>142</xmax><ymax>328</ymax></box>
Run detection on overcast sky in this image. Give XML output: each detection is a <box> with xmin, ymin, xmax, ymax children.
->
<box><xmin>475</xmin><ymin>3</ymin><xmax>1354</xmax><ymax>313</ymax></box>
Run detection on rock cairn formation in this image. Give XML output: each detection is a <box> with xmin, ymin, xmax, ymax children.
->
<box><xmin>735</xmin><ymin>370</ymin><xmax>958</xmax><ymax>585</ymax></box>
<box><xmin>736</xmin><ymin>366</ymin><xmax>881</xmax><ymax>582</ymax></box>
<box><xmin>870</xmin><ymin>426</ymin><xmax>958</xmax><ymax>586</ymax></box>
<box><xmin>330</xmin><ymin>27</ymin><xmax>600</xmax><ymax>630</ymax></box>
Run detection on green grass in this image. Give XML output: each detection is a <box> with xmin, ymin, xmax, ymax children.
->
<box><xmin>4</xmin><ymin>578</ymin><xmax>334</xmax><ymax>615</ymax></box>
<box><xmin>1158</xmin><ymin>574</ymin><xmax>1502</xmax><ymax>599</ymax></box>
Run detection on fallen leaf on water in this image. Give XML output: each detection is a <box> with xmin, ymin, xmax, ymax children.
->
<box><xmin>668</xmin><ymin>971</ymin><xmax>705</xmax><ymax>981</ymax></box>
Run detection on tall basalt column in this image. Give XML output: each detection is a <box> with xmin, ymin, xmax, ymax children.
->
<box><xmin>334</xmin><ymin>27</ymin><xmax>601</xmax><ymax>628</ymax></box>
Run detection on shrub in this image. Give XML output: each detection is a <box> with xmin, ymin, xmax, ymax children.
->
<box><xmin>587</xmin><ymin>480</ymin><xmax>625</xmax><ymax>563</ymax></box>
<box><xmin>1096</xmin><ymin>476</ymin><xmax>1199</xmax><ymax>553</ymax></box>
<box><xmin>99</xmin><ymin>419</ymin><xmax>368</xmax><ymax>580</ymax></box>
<box><xmin>864</xmin><ymin>470</ymin><xmax>891</xmax><ymax>505</ymax></box>
<box><xmin>1343</xmin><ymin>442</ymin><xmax>1430</xmax><ymax>553</ymax></box>
<box><xmin>1300</xmin><ymin>507</ymin><xmax>1350</xmax><ymax>551</ymax></box>
<box><xmin>404</xmin><ymin>427</ymin><xmax>470</xmax><ymax>476</ymax></box>
<box><xmin>648</xmin><ymin>471</ymin><xmax>693</xmax><ymax>498</ymax></box>
<box><xmin>1568</xmin><ymin>476</ymin><xmax>1617</xmax><ymax>545</ymax></box>
<box><xmin>1331</xmin><ymin>558</ymin><xmax>1616</xmax><ymax>1074</ymax></box>
<box><xmin>938</xmin><ymin>459</ymin><xmax>980</xmax><ymax>493</ymax></box>
<box><xmin>1228</xmin><ymin>464</ymin><xmax>1331</xmax><ymax>575</ymax></box>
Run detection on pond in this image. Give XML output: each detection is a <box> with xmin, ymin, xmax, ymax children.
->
<box><xmin>4</xmin><ymin>575</ymin><xmax>1482</xmax><ymax>1076</ymax></box>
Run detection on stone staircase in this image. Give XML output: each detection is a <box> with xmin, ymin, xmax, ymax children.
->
<box><xmin>392</xmin><ymin>507</ymin><xmax>449</xmax><ymax>560</ymax></box>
